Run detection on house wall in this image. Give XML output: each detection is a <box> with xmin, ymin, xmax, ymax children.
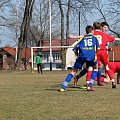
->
<box><xmin>109</xmin><ymin>46</ymin><xmax>120</xmax><ymax>62</ymax></box>
<box><xmin>2</xmin><ymin>54</ymin><xmax>9</xmax><ymax>70</ymax></box>
<box><xmin>33</xmin><ymin>51</ymin><xmax>62</xmax><ymax>70</ymax></box>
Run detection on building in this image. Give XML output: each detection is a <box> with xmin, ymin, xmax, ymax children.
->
<box><xmin>109</xmin><ymin>46</ymin><xmax>120</xmax><ymax>62</ymax></box>
<box><xmin>0</xmin><ymin>47</ymin><xmax>31</xmax><ymax>70</ymax></box>
<box><xmin>0</xmin><ymin>39</ymin><xmax>76</xmax><ymax>70</ymax></box>
<box><xmin>0</xmin><ymin>40</ymin><xmax>119</xmax><ymax>70</ymax></box>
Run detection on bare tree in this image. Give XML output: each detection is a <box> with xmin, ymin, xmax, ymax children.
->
<box><xmin>94</xmin><ymin>0</ymin><xmax>120</xmax><ymax>37</ymax></box>
<box><xmin>56</xmin><ymin>0</ymin><xmax>100</xmax><ymax>68</ymax></box>
<box><xmin>66</xmin><ymin>0</ymin><xmax>71</xmax><ymax>44</ymax></box>
<box><xmin>0</xmin><ymin>0</ymin><xmax>11</xmax><ymax>9</ymax></box>
<box><xmin>0</xmin><ymin>0</ymin><xmax>11</xmax><ymax>44</ymax></box>
<box><xmin>16</xmin><ymin>0</ymin><xmax>35</xmax><ymax>69</ymax></box>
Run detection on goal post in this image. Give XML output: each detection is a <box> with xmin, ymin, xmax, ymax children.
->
<box><xmin>31</xmin><ymin>46</ymin><xmax>75</xmax><ymax>73</ymax></box>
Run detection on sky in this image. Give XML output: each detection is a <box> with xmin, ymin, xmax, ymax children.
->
<box><xmin>0</xmin><ymin>0</ymin><xmax>110</xmax><ymax>47</ymax></box>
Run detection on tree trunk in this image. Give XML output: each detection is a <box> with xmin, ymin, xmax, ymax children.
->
<box><xmin>58</xmin><ymin>0</ymin><xmax>66</xmax><ymax>69</ymax></box>
<box><xmin>16</xmin><ymin>0</ymin><xmax>35</xmax><ymax>70</ymax></box>
<box><xmin>66</xmin><ymin>0</ymin><xmax>71</xmax><ymax>45</ymax></box>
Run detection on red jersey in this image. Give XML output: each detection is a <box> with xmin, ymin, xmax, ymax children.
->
<box><xmin>94</xmin><ymin>30</ymin><xmax>114</xmax><ymax>50</ymax></box>
<box><xmin>108</xmin><ymin>62</ymin><xmax>120</xmax><ymax>73</ymax></box>
<box><xmin>105</xmin><ymin>33</ymin><xmax>115</xmax><ymax>42</ymax></box>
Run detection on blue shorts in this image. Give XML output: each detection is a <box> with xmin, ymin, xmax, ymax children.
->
<box><xmin>73</xmin><ymin>59</ymin><xmax>97</xmax><ymax>70</ymax></box>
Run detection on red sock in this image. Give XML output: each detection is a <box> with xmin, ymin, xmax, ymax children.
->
<box><xmin>106</xmin><ymin>70</ymin><xmax>114</xmax><ymax>80</ymax></box>
<box><xmin>86</xmin><ymin>71</ymin><xmax>92</xmax><ymax>82</ymax></box>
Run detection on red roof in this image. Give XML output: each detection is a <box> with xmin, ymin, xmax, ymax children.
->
<box><xmin>42</xmin><ymin>40</ymin><xmax>61</xmax><ymax>51</ymax></box>
<box><xmin>2</xmin><ymin>47</ymin><xmax>16</xmax><ymax>57</ymax></box>
<box><xmin>2</xmin><ymin>47</ymin><xmax>32</xmax><ymax>60</ymax></box>
<box><xmin>1</xmin><ymin>39</ymin><xmax>78</xmax><ymax>60</ymax></box>
<box><xmin>41</xmin><ymin>39</ymin><xmax>77</xmax><ymax>51</ymax></box>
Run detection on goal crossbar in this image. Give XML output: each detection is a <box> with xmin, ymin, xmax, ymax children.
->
<box><xmin>31</xmin><ymin>46</ymin><xmax>73</xmax><ymax>49</ymax></box>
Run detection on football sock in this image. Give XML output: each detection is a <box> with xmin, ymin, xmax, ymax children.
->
<box><xmin>111</xmin><ymin>79</ymin><xmax>115</xmax><ymax>83</ymax></box>
<box><xmin>97</xmin><ymin>68</ymin><xmax>101</xmax><ymax>83</ymax></box>
<box><xmin>76</xmin><ymin>68</ymin><xmax>87</xmax><ymax>80</ymax></box>
<box><xmin>88</xmin><ymin>71</ymin><xmax>97</xmax><ymax>88</ymax></box>
<box><xmin>86</xmin><ymin>81</ymin><xmax>90</xmax><ymax>87</ymax></box>
<box><xmin>106</xmin><ymin>70</ymin><xmax>114</xmax><ymax>80</ymax></box>
<box><xmin>86</xmin><ymin>71</ymin><xmax>92</xmax><ymax>84</ymax></box>
<box><xmin>61</xmin><ymin>73</ymin><xmax>73</xmax><ymax>90</ymax></box>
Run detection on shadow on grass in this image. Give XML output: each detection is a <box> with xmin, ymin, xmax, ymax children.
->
<box><xmin>51</xmin><ymin>83</ymin><xmax>81</xmax><ymax>88</ymax></box>
<box><xmin>44</xmin><ymin>88</ymin><xmax>86</xmax><ymax>92</ymax></box>
<box><xmin>45</xmin><ymin>83</ymin><xmax>87</xmax><ymax>92</ymax></box>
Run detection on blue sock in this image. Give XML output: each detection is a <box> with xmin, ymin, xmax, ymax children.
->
<box><xmin>97</xmin><ymin>68</ymin><xmax>101</xmax><ymax>83</ymax></box>
<box><xmin>61</xmin><ymin>73</ymin><xmax>73</xmax><ymax>90</ymax></box>
<box><xmin>76</xmin><ymin>68</ymin><xmax>87</xmax><ymax>80</ymax></box>
<box><xmin>89</xmin><ymin>71</ymin><xmax>97</xmax><ymax>87</ymax></box>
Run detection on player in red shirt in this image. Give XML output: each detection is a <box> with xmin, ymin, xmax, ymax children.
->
<box><xmin>97</xmin><ymin>62</ymin><xmax>120</xmax><ymax>85</ymax></box>
<box><xmin>91</xmin><ymin>22</ymin><xmax>118</xmax><ymax>88</ymax></box>
<box><xmin>68</xmin><ymin>22</ymin><xmax>120</xmax><ymax>88</ymax></box>
<box><xmin>94</xmin><ymin>22</ymin><xmax>120</xmax><ymax>88</ymax></box>
<box><xmin>108</xmin><ymin>62</ymin><xmax>120</xmax><ymax>76</ymax></box>
<box><xmin>73</xmin><ymin>62</ymin><xmax>120</xmax><ymax>86</ymax></box>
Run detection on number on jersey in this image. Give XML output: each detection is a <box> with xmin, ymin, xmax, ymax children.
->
<box><xmin>84</xmin><ymin>39</ymin><xmax>92</xmax><ymax>46</ymax></box>
<box><xmin>96</xmin><ymin>35</ymin><xmax>102</xmax><ymax>45</ymax></box>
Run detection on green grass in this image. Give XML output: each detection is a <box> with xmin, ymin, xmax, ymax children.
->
<box><xmin>0</xmin><ymin>70</ymin><xmax>120</xmax><ymax>120</ymax></box>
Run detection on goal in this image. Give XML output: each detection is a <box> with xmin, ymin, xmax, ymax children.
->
<box><xmin>30</xmin><ymin>45</ymin><xmax>76</xmax><ymax>72</ymax></box>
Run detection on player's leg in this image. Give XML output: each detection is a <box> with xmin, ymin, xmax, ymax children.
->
<box><xmin>74</xmin><ymin>68</ymin><xmax>87</xmax><ymax>85</ymax></box>
<box><xmin>86</xmin><ymin>66</ymin><xmax>93</xmax><ymax>87</ymax></box>
<box><xmin>87</xmin><ymin>61</ymin><xmax>98</xmax><ymax>91</ymax></box>
<box><xmin>117</xmin><ymin>73</ymin><xmax>120</xmax><ymax>84</ymax></box>
<box><xmin>40</xmin><ymin>63</ymin><xmax>43</xmax><ymax>74</ymax></box>
<box><xmin>103</xmin><ymin>74</ymin><xmax>110</xmax><ymax>83</ymax></box>
<box><xmin>105</xmin><ymin>64</ymin><xmax>116</xmax><ymax>88</ymax></box>
<box><xmin>97</xmin><ymin>67</ymin><xmax>102</xmax><ymax>85</ymax></box>
<box><xmin>37</xmin><ymin>64</ymin><xmax>40</xmax><ymax>74</ymax></box>
<box><xmin>100</xmin><ymin>50</ymin><xmax>116</xmax><ymax>88</ymax></box>
<box><xmin>60</xmin><ymin>60</ymin><xmax>82</xmax><ymax>92</ymax></box>
<box><xmin>87</xmin><ymin>68</ymin><xmax>98</xmax><ymax>91</ymax></box>
<box><xmin>97</xmin><ymin>52</ymin><xmax>102</xmax><ymax>85</ymax></box>
<box><xmin>60</xmin><ymin>70</ymin><xmax>76</xmax><ymax>91</ymax></box>
<box><xmin>96</xmin><ymin>74</ymin><xmax>110</xmax><ymax>85</ymax></box>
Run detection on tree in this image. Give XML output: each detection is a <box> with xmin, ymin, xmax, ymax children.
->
<box><xmin>56</xmin><ymin>0</ymin><xmax>100</xmax><ymax>68</ymax></box>
<box><xmin>16</xmin><ymin>0</ymin><xmax>35</xmax><ymax>69</ymax></box>
<box><xmin>94</xmin><ymin>0</ymin><xmax>120</xmax><ymax>38</ymax></box>
<box><xmin>66</xmin><ymin>0</ymin><xmax>71</xmax><ymax>44</ymax></box>
<box><xmin>0</xmin><ymin>0</ymin><xmax>11</xmax><ymax>44</ymax></box>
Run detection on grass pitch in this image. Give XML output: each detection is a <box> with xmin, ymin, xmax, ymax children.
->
<box><xmin>0</xmin><ymin>70</ymin><xmax>120</xmax><ymax>120</ymax></box>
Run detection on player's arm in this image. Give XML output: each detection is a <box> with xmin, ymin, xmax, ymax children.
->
<box><xmin>107</xmin><ymin>47</ymin><xmax>112</xmax><ymax>51</ymax></box>
<box><xmin>95</xmin><ymin>37</ymin><xmax>100</xmax><ymax>52</ymax></box>
<box><xmin>68</xmin><ymin>35</ymin><xmax>83</xmax><ymax>39</ymax></box>
<box><xmin>105</xmin><ymin>33</ymin><xmax>120</xmax><ymax>42</ymax></box>
<box><xmin>73</xmin><ymin>37</ymin><xmax>83</xmax><ymax>53</ymax></box>
<box><xmin>73</xmin><ymin>39</ymin><xmax>82</xmax><ymax>56</ymax></box>
<box><xmin>115</xmin><ymin>37</ymin><xmax>120</xmax><ymax>41</ymax></box>
<box><xmin>73</xmin><ymin>44</ymin><xmax>79</xmax><ymax>56</ymax></box>
<box><xmin>105</xmin><ymin>34</ymin><xmax>115</xmax><ymax>42</ymax></box>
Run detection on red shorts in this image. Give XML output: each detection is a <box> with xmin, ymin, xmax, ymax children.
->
<box><xmin>97</xmin><ymin>50</ymin><xmax>109</xmax><ymax>67</ymax></box>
